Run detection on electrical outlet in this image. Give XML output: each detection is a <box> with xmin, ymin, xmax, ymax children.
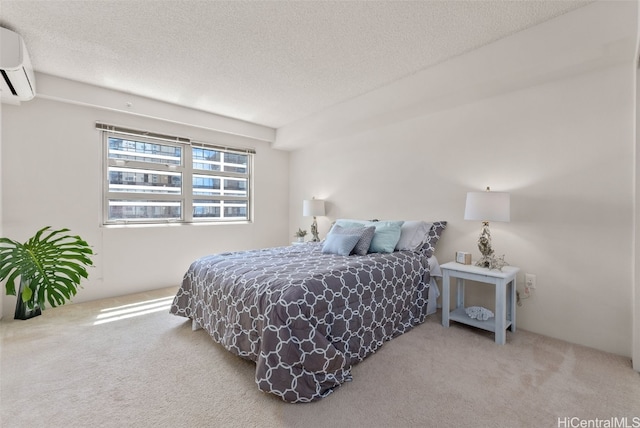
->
<box><xmin>525</xmin><ymin>273</ymin><xmax>536</xmax><ymax>289</ymax></box>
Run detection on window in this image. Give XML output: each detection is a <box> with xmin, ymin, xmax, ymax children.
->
<box><xmin>99</xmin><ymin>124</ymin><xmax>253</xmax><ymax>225</ymax></box>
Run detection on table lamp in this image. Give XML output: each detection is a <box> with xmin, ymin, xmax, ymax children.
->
<box><xmin>303</xmin><ymin>197</ymin><xmax>325</xmax><ymax>242</ymax></box>
<box><xmin>464</xmin><ymin>186</ymin><xmax>510</xmax><ymax>269</ymax></box>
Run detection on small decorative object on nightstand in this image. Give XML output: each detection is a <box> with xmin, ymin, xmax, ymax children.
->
<box><xmin>441</xmin><ymin>261</ymin><xmax>520</xmax><ymax>345</ymax></box>
<box><xmin>455</xmin><ymin>251</ymin><xmax>472</xmax><ymax>265</ymax></box>
<box><xmin>294</xmin><ymin>228</ymin><xmax>308</xmax><ymax>243</ymax></box>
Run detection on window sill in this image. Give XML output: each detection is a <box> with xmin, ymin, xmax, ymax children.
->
<box><xmin>102</xmin><ymin>221</ymin><xmax>252</xmax><ymax>229</ymax></box>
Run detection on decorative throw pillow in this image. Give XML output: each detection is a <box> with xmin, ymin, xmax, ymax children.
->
<box><xmin>421</xmin><ymin>221</ymin><xmax>447</xmax><ymax>257</ymax></box>
<box><xmin>369</xmin><ymin>221</ymin><xmax>404</xmax><ymax>253</ymax></box>
<box><xmin>322</xmin><ymin>233</ymin><xmax>361</xmax><ymax>256</ymax></box>
<box><xmin>330</xmin><ymin>224</ymin><xmax>375</xmax><ymax>256</ymax></box>
<box><xmin>395</xmin><ymin>221</ymin><xmax>433</xmax><ymax>251</ymax></box>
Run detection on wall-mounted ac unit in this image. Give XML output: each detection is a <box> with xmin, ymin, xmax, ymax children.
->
<box><xmin>1</xmin><ymin>27</ymin><xmax>36</xmax><ymax>102</ymax></box>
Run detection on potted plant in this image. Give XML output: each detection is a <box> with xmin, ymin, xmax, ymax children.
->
<box><xmin>294</xmin><ymin>228</ymin><xmax>308</xmax><ymax>243</ymax></box>
<box><xmin>0</xmin><ymin>226</ymin><xmax>94</xmax><ymax>320</ymax></box>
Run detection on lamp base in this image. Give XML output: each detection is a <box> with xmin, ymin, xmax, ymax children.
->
<box><xmin>475</xmin><ymin>254</ymin><xmax>507</xmax><ymax>271</ymax></box>
<box><xmin>475</xmin><ymin>256</ymin><xmax>492</xmax><ymax>269</ymax></box>
<box><xmin>310</xmin><ymin>217</ymin><xmax>320</xmax><ymax>242</ymax></box>
<box><xmin>475</xmin><ymin>222</ymin><xmax>507</xmax><ymax>270</ymax></box>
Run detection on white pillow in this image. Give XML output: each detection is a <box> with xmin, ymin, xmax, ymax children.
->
<box><xmin>395</xmin><ymin>221</ymin><xmax>433</xmax><ymax>251</ymax></box>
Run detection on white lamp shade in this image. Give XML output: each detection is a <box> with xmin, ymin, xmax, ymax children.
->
<box><xmin>464</xmin><ymin>191</ymin><xmax>510</xmax><ymax>222</ymax></box>
<box><xmin>303</xmin><ymin>199</ymin><xmax>325</xmax><ymax>217</ymax></box>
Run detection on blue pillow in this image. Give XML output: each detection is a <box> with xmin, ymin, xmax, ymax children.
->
<box><xmin>322</xmin><ymin>233</ymin><xmax>361</xmax><ymax>256</ymax></box>
<box><xmin>329</xmin><ymin>225</ymin><xmax>376</xmax><ymax>256</ymax></box>
<box><xmin>369</xmin><ymin>221</ymin><xmax>404</xmax><ymax>253</ymax></box>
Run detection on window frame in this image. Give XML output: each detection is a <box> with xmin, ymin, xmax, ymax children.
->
<box><xmin>99</xmin><ymin>124</ymin><xmax>254</xmax><ymax>226</ymax></box>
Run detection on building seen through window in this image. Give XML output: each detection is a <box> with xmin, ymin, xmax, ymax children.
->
<box><xmin>103</xmin><ymin>133</ymin><xmax>252</xmax><ymax>224</ymax></box>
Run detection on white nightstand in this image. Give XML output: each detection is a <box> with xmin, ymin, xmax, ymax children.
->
<box><xmin>441</xmin><ymin>261</ymin><xmax>520</xmax><ymax>345</ymax></box>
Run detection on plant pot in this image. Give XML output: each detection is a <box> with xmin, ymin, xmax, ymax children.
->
<box><xmin>14</xmin><ymin>280</ymin><xmax>41</xmax><ymax>320</ymax></box>
<box><xmin>296</xmin><ymin>237</ymin><xmax>305</xmax><ymax>243</ymax></box>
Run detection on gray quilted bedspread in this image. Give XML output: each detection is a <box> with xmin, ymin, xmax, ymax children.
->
<box><xmin>170</xmin><ymin>242</ymin><xmax>432</xmax><ymax>402</ymax></box>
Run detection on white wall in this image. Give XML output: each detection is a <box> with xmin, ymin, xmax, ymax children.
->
<box><xmin>288</xmin><ymin>1</ymin><xmax>637</xmax><ymax>357</ymax></box>
<box><xmin>0</xmin><ymin>100</ymin><xmax>3</xmax><ymax>320</ymax></box>
<box><xmin>1</xmin><ymin>87</ymin><xmax>290</xmax><ymax>316</ymax></box>
<box><xmin>634</xmin><ymin>7</ymin><xmax>640</xmax><ymax>371</ymax></box>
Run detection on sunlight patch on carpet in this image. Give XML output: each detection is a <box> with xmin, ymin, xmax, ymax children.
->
<box><xmin>93</xmin><ymin>296</ymin><xmax>173</xmax><ymax>325</ymax></box>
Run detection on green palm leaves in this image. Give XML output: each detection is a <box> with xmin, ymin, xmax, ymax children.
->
<box><xmin>0</xmin><ymin>227</ymin><xmax>94</xmax><ymax>310</ymax></box>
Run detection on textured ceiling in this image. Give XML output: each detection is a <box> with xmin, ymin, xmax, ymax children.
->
<box><xmin>0</xmin><ymin>0</ymin><xmax>590</xmax><ymax>129</ymax></box>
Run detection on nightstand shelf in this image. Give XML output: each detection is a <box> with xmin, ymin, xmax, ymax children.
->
<box><xmin>441</xmin><ymin>261</ymin><xmax>520</xmax><ymax>345</ymax></box>
<box><xmin>448</xmin><ymin>307</ymin><xmax>512</xmax><ymax>333</ymax></box>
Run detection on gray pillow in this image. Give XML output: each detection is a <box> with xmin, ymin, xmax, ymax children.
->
<box><xmin>329</xmin><ymin>224</ymin><xmax>375</xmax><ymax>256</ymax></box>
<box><xmin>421</xmin><ymin>221</ymin><xmax>447</xmax><ymax>257</ymax></box>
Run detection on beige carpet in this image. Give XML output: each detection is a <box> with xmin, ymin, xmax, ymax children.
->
<box><xmin>1</xmin><ymin>287</ymin><xmax>638</xmax><ymax>428</ymax></box>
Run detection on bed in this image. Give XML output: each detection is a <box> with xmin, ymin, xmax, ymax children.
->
<box><xmin>170</xmin><ymin>220</ymin><xmax>446</xmax><ymax>402</ymax></box>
